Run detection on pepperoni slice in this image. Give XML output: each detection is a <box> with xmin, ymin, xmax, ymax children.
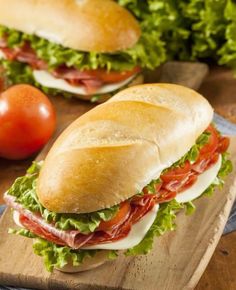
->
<box><xmin>19</xmin><ymin>214</ymin><xmax>66</xmax><ymax>246</ymax></box>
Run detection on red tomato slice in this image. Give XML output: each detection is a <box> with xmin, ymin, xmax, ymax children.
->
<box><xmin>200</xmin><ymin>125</ymin><xmax>218</xmax><ymax>155</ymax></box>
<box><xmin>97</xmin><ymin>201</ymin><xmax>131</xmax><ymax>232</ymax></box>
<box><xmin>82</xmin><ymin>66</ymin><xmax>141</xmax><ymax>84</ymax></box>
<box><xmin>161</xmin><ymin>161</ymin><xmax>191</xmax><ymax>183</ymax></box>
<box><xmin>218</xmin><ymin>136</ymin><xmax>230</xmax><ymax>153</ymax></box>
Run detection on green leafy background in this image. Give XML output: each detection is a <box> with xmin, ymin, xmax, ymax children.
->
<box><xmin>117</xmin><ymin>0</ymin><xmax>236</xmax><ymax>74</ymax></box>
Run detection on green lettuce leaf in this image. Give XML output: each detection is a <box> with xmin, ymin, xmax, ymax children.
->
<box><xmin>184</xmin><ymin>201</ymin><xmax>196</xmax><ymax>215</ymax></box>
<box><xmin>202</xmin><ymin>152</ymin><xmax>233</xmax><ymax>197</ymax></box>
<box><xmin>33</xmin><ymin>238</ymin><xmax>98</xmax><ymax>272</ymax></box>
<box><xmin>118</xmin><ymin>0</ymin><xmax>236</xmax><ymax>73</ymax></box>
<box><xmin>8</xmin><ymin>228</ymin><xmax>117</xmax><ymax>272</ymax></box>
<box><xmin>8</xmin><ymin>228</ymin><xmax>37</xmax><ymax>238</ymax></box>
<box><xmin>180</xmin><ymin>0</ymin><xmax>228</xmax><ymax>60</ymax></box>
<box><xmin>172</xmin><ymin>131</ymin><xmax>210</xmax><ymax>167</ymax></box>
<box><xmin>218</xmin><ymin>0</ymin><xmax>236</xmax><ymax>74</ymax></box>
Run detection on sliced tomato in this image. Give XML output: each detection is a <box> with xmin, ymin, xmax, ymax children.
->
<box><xmin>83</xmin><ymin>66</ymin><xmax>141</xmax><ymax>84</ymax></box>
<box><xmin>97</xmin><ymin>201</ymin><xmax>131</xmax><ymax>232</ymax></box>
<box><xmin>218</xmin><ymin>136</ymin><xmax>230</xmax><ymax>153</ymax></box>
<box><xmin>200</xmin><ymin>125</ymin><xmax>218</xmax><ymax>155</ymax></box>
<box><xmin>161</xmin><ymin>161</ymin><xmax>191</xmax><ymax>183</ymax></box>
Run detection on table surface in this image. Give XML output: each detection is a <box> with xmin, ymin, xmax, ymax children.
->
<box><xmin>0</xmin><ymin>65</ymin><xmax>235</xmax><ymax>290</ymax></box>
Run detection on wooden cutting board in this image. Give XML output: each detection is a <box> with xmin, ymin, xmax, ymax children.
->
<box><xmin>1</xmin><ymin>61</ymin><xmax>235</xmax><ymax>290</ymax></box>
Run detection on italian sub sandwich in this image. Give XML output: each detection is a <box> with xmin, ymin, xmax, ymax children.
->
<box><xmin>0</xmin><ymin>0</ymin><xmax>143</xmax><ymax>102</ymax></box>
<box><xmin>4</xmin><ymin>84</ymin><xmax>232</xmax><ymax>272</ymax></box>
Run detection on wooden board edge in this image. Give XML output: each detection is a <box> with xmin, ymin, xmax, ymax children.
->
<box><xmin>186</xmin><ymin>180</ymin><xmax>236</xmax><ymax>289</ymax></box>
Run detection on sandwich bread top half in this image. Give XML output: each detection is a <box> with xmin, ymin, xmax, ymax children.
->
<box><xmin>0</xmin><ymin>0</ymin><xmax>140</xmax><ymax>52</ymax></box>
<box><xmin>37</xmin><ymin>84</ymin><xmax>213</xmax><ymax>213</ymax></box>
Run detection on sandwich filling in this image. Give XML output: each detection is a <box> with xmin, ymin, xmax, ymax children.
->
<box><xmin>4</xmin><ymin>125</ymin><xmax>232</xmax><ymax>271</ymax></box>
<box><xmin>0</xmin><ymin>25</ymin><xmax>162</xmax><ymax>99</ymax></box>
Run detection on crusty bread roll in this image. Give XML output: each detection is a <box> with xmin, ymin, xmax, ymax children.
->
<box><xmin>37</xmin><ymin>84</ymin><xmax>213</xmax><ymax>214</ymax></box>
<box><xmin>0</xmin><ymin>0</ymin><xmax>140</xmax><ymax>52</ymax></box>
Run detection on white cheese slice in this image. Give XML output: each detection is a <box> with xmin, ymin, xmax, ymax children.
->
<box><xmin>82</xmin><ymin>203</ymin><xmax>159</xmax><ymax>250</ymax></box>
<box><xmin>13</xmin><ymin>210</ymin><xmax>24</xmax><ymax>228</ymax></box>
<box><xmin>33</xmin><ymin>70</ymin><xmax>136</xmax><ymax>95</ymax></box>
<box><xmin>176</xmin><ymin>154</ymin><xmax>222</xmax><ymax>203</ymax></box>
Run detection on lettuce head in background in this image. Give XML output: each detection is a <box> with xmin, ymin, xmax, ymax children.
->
<box><xmin>117</xmin><ymin>0</ymin><xmax>236</xmax><ymax>74</ymax></box>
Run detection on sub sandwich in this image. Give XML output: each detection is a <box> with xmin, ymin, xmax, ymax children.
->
<box><xmin>4</xmin><ymin>84</ymin><xmax>232</xmax><ymax>272</ymax></box>
<box><xmin>0</xmin><ymin>0</ymin><xmax>143</xmax><ymax>102</ymax></box>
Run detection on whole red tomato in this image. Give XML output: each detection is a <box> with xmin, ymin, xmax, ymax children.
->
<box><xmin>0</xmin><ymin>84</ymin><xmax>56</xmax><ymax>160</ymax></box>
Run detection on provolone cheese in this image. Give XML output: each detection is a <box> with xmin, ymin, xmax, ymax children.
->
<box><xmin>82</xmin><ymin>203</ymin><xmax>160</xmax><ymax>250</ymax></box>
<box><xmin>176</xmin><ymin>154</ymin><xmax>222</xmax><ymax>203</ymax></box>
<box><xmin>13</xmin><ymin>210</ymin><xmax>23</xmax><ymax>228</ymax></box>
<box><xmin>33</xmin><ymin>70</ymin><xmax>136</xmax><ymax>95</ymax></box>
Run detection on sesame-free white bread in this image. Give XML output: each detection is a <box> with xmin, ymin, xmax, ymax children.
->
<box><xmin>0</xmin><ymin>0</ymin><xmax>140</xmax><ymax>52</ymax></box>
<box><xmin>37</xmin><ymin>84</ymin><xmax>213</xmax><ymax>213</ymax></box>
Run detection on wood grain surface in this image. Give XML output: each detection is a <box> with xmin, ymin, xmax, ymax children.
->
<box><xmin>196</xmin><ymin>66</ymin><xmax>236</xmax><ymax>290</ymax></box>
<box><xmin>0</xmin><ymin>62</ymin><xmax>235</xmax><ymax>290</ymax></box>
